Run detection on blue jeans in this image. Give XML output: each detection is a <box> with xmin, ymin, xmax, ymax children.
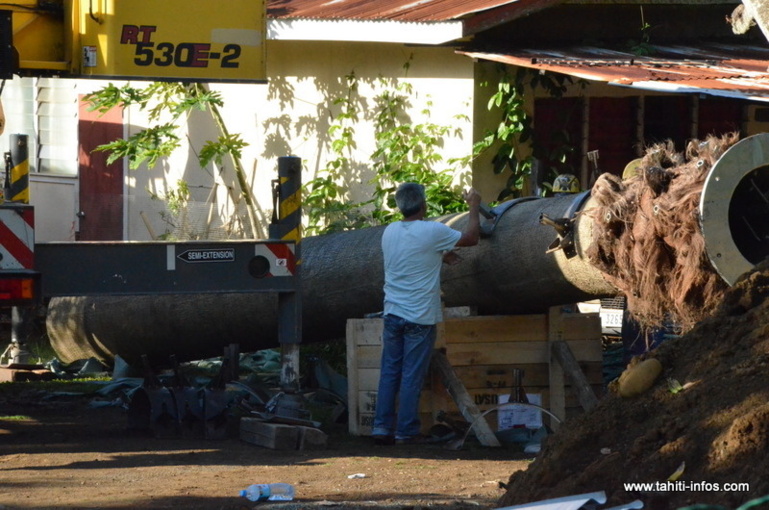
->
<box><xmin>372</xmin><ymin>314</ymin><xmax>436</xmax><ymax>439</ymax></box>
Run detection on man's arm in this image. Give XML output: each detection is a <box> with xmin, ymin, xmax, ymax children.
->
<box><xmin>455</xmin><ymin>188</ymin><xmax>481</xmax><ymax>247</ymax></box>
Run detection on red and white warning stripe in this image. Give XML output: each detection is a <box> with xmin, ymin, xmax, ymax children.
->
<box><xmin>255</xmin><ymin>242</ymin><xmax>296</xmax><ymax>277</ymax></box>
<box><xmin>0</xmin><ymin>207</ymin><xmax>35</xmax><ymax>270</ymax></box>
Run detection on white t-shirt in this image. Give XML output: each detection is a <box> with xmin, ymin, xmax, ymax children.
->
<box><xmin>381</xmin><ymin>220</ymin><xmax>462</xmax><ymax>325</ymax></box>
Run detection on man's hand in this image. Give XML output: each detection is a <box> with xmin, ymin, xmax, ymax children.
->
<box><xmin>463</xmin><ymin>188</ymin><xmax>481</xmax><ymax>208</ymax></box>
<box><xmin>442</xmin><ymin>250</ymin><xmax>462</xmax><ymax>265</ymax></box>
<box><xmin>456</xmin><ymin>188</ymin><xmax>482</xmax><ymax>247</ymax></box>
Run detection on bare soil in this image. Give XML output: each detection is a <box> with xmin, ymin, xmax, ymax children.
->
<box><xmin>0</xmin><ymin>385</ymin><xmax>530</xmax><ymax>510</ymax></box>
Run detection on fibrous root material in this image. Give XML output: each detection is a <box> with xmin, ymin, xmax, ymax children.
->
<box><xmin>586</xmin><ymin>133</ymin><xmax>738</xmax><ymax>332</ymax></box>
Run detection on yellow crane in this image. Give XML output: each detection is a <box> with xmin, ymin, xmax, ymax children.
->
<box><xmin>1</xmin><ymin>0</ymin><xmax>266</xmax><ymax>81</ymax></box>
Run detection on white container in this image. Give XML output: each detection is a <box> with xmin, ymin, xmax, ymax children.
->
<box><xmin>239</xmin><ymin>483</ymin><xmax>295</xmax><ymax>502</ymax></box>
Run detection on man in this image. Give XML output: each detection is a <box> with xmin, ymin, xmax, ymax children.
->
<box><xmin>372</xmin><ymin>182</ymin><xmax>481</xmax><ymax>445</ymax></box>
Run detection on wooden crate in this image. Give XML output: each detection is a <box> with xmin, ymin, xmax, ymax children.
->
<box><xmin>346</xmin><ymin>309</ymin><xmax>603</xmax><ymax>436</ymax></box>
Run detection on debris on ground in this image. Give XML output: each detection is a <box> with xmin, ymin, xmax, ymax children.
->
<box><xmin>7</xmin><ymin>347</ymin><xmax>350</xmax><ymax>444</ymax></box>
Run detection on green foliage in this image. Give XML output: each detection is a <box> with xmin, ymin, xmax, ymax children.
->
<box><xmin>0</xmin><ymin>379</ymin><xmax>109</xmax><ymax>398</ymax></box>
<box><xmin>160</xmin><ymin>179</ymin><xmax>191</xmax><ymax>216</ymax></box>
<box><xmin>304</xmin><ymin>61</ymin><xmax>468</xmax><ymax>235</ymax></box>
<box><xmin>94</xmin><ymin>123</ymin><xmax>180</xmax><ymax>169</ymax></box>
<box><xmin>369</xmin><ymin>85</ymin><xmax>465</xmax><ymax>224</ymax></box>
<box><xmin>303</xmin><ymin>72</ymin><xmax>370</xmax><ymax>235</ymax></box>
<box><xmin>628</xmin><ymin>6</ymin><xmax>656</xmax><ymax>56</ymax></box>
<box><xmin>82</xmin><ymin>83</ymin><xmax>151</xmax><ymax>114</ymax></box>
<box><xmin>300</xmin><ymin>340</ymin><xmax>348</xmax><ymax>377</ymax></box>
<box><xmin>83</xmin><ymin>82</ymin><xmax>247</xmax><ymax>172</ymax></box>
<box><xmin>148</xmin><ymin>179</ymin><xmax>194</xmax><ymax>240</ymax></box>
<box><xmin>474</xmin><ymin>66</ymin><xmax>578</xmax><ymax>201</ymax></box>
<box><xmin>199</xmin><ymin>134</ymin><xmax>249</xmax><ymax>168</ymax></box>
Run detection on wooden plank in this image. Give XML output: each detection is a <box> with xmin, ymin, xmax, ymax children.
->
<box><xmin>347</xmin><ymin>314</ymin><xmax>600</xmax><ymax>347</ymax></box>
<box><xmin>0</xmin><ymin>368</ymin><xmax>56</xmax><ymax>382</ymax></box>
<box><xmin>354</xmin><ymin>411</ymin><xmax>434</xmax><ymax>436</ymax></box>
<box><xmin>426</xmin><ymin>359</ymin><xmax>450</xmax><ymax>418</ymax></box>
<box><xmin>430</xmin><ymin>350</ymin><xmax>501</xmax><ymax>447</ymax></box>
<box><xmin>356</xmin><ymin>368</ymin><xmax>381</xmax><ymax>391</ymax></box>
<box><xmin>353</xmin><ymin>345</ymin><xmax>382</xmax><ymax>369</ymax></box>
<box><xmin>346</xmin><ymin>320</ymin><xmax>362</xmax><ymax>435</ymax></box>
<box><xmin>548</xmin><ymin>307</ymin><xmax>566</xmax><ymax>429</ymax></box>
<box><xmin>441</xmin><ymin>313</ymin><xmax>601</xmax><ymax>344</ymax></box>
<box><xmin>560</xmin><ymin>313</ymin><xmax>602</xmax><ymax>340</ymax></box>
<box><xmin>356</xmin><ymin>413</ymin><xmax>375</xmax><ymax>436</ymax></box>
<box><xmin>551</xmin><ymin>340</ymin><xmax>599</xmax><ymax>412</ymax></box>
<box><xmin>444</xmin><ymin>339</ymin><xmax>602</xmax><ymax>366</ymax></box>
<box><xmin>443</xmin><ymin>306</ymin><xmax>477</xmax><ymax>319</ymax></box>
<box><xmin>240</xmin><ymin>419</ymin><xmax>299</xmax><ymax>450</ymax></box>
<box><xmin>435</xmin><ymin>320</ymin><xmax>447</xmax><ymax>350</ymax></box>
<box><xmin>357</xmin><ymin>390</ymin><xmax>378</xmax><ymax>415</ymax></box>
<box><xmin>464</xmin><ymin>387</ymin><xmax>602</xmax><ymax>410</ymax></box>
<box><xmin>436</xmin><ymin>405</ymin><xmax>586</xmax><ymax>430</ymax></box>
<box><xmin>296</xmin><ymin>426</ymin><xmax>328</xmax><ymax>450</ymax></box>
<box><xmin>442</xmin><ymin>315</ymin><xmax>547</xmax><ymax>344</ymax></box>
<box><xmin>449</xmin><ymin>362</ymin><xmax>603</xmax><ymax>388</ymax></box>
<box><xmin>346</xmin><ymin>319</ymin><xmax>383</xmax><ymax>346</ymax></box>
<box><xmin>352</xmin><ymin>388</ymin><xmax>437</xmax><ymax>436</ymax></box>
<box><xmin>422</xmin><ymin>386</ymin><xmax>603</xmax><ymax>414</ymax></box>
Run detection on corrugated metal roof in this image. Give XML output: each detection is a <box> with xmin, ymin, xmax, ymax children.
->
<box><xmin>267</xmin><ymin>0</ymin><xmax>561</xmax><ymax>22</ymax></box>
<box><xmin>460</xmin><ymin>42</ymin><xmax>769</xmax><ymax>102</ymax></box>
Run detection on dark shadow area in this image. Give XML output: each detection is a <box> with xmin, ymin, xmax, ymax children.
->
<box><xmin>0</xmin><ymin>388</ymin><xmax>528</xmax><ymax>509</ymax></box>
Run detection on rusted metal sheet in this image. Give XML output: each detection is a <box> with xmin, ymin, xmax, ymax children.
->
<box><xmin>460</xmin><ymin>42</ymin><xmax>769</xmax><ymax>101</ymax></box>
<box><xmin>268</xmin><ymin>0</ymin><xmax>562</xmax><ymax>22</ymax></box>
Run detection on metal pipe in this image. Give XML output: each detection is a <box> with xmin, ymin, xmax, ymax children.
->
<box><xmin>700</xmin><ymin>133</ymin><xmax>769</xmax><ymax>285</ymax></box>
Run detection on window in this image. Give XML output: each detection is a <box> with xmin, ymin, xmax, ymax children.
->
<box><xmin>0</xmin><ymin>76</ymin><xmax>78</xmax><ymax>176</ymax></box>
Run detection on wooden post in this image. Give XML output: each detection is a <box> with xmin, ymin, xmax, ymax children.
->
<box><xmin>431</xmin><ymin>350</ymin><xmax>501</xmax><ymax>447</ymax></box>
<box><xmin>547</xmin><ymin>307</ymin><xmax>566</xmax><ymax>429</ymax></box>
<box><xmin>551</xmin><ymin>340</ymin><xmax>599</xmax><ymax>412</ymax></box>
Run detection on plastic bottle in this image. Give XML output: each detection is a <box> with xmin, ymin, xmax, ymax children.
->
<box><xmin>239</xmin><ymin>483</ymin><xmax>295</xmax><ymax>502</ymax></box>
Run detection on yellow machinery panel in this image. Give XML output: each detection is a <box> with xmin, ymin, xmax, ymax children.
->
<box><xmin>1</xmin><ymin>1</ymin><xmax>70</xmax><ymax>75</ymax></box>
<box><xmin>78</xmin><ymin>0</ymin><xmax>266</xmax><ymax>82</ymax></box>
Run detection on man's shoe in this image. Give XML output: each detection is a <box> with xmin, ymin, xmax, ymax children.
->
<box><xmin>372</xmin><ymin>434</ymin><xmax>395</xmax><ymax>446</ymax></box>
<box><xmin>395</xmin><ymin>434</ymin><xmax>431</xmax><ymax>445</ymax></box>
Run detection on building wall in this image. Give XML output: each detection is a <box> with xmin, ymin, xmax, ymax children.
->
<box><xmin>122</xmin><ymin>41</ymin><xmax>476</xmax><ymax>240</ymax></box>
<box><xmin>2</xmin><ymin>41</ymin><xmax>476</xmax><ymax>241</ymax></box>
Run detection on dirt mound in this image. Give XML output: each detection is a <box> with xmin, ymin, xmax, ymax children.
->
<box><xmin>497</xmin><ymin>259</ymin><xmax>769</xmax><ymax>509</ymax></box>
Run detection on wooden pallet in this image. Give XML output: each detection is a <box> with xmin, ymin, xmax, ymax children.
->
<box><xmin>346</xmin><ymin>307</ymin><xmax>603</xmax><ymax>439</ymax></box>
<box><xmin>0</xmin><ymin>364</ymin><xmax>55</xmax><ymax>382</ymax></box>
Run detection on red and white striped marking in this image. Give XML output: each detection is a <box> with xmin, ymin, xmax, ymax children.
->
<box><xmin>0</xmin><ymin>207</ymin><xmax>35</xmax><ymax>270</ymax></box>
<box><xmin>255</xmin><ymin>243</ymin><xmax>296</xmax><ymax>277</ymax></box>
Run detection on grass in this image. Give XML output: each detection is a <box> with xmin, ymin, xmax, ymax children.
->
<box><xmin>0</xmin><ymin>415</ymin><xmax>32</xmax><ymax>421</ymax></box>
<box><xmin>0</xmin><ymin>378</ymin><xmax>110</xmax><ymax>399</ymax></box>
